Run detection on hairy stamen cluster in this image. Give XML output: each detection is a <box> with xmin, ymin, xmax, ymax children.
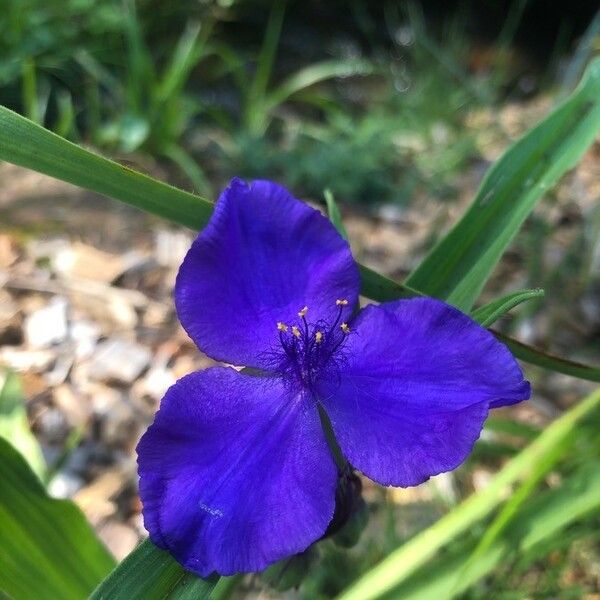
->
<box><xmin>274</xmin><ymin>300</ymin><xmax>351</xmax><ymax>389</ymax></box>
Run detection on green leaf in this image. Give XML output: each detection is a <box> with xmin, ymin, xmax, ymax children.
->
<box><xmin>383</xmin><ymin>462</ymin><xmax>600</xmax><ymax>600</ymax></box>
<box><xmin>453</xmin><ymin>426</ymin><xmax>572</xmax><ymax>594</ymax></box>
<box><xmin>472</xmin><ymin>288</ymin><xmax>544</xmax><ymax>326</ymax></box>
<box><xmin>156</xmin><ymin>21</ymin><xmax>207</xmax><ymax>105</ymax></box>
<box><xmin>484</xmin><ymin>417</ymin><xmax>540</xmax><ymax>441</ymax></box>
<box><xmin>0</xmin><ymin>371</ymin><xmax>45</xmax><ymax>480</ymax></box>
<box><xmin>0</xmin><ymin>106</ymin><xmax>213</xmax><ymax>229</ymax></box>
<box><xmin>265</xmin><ymin>59</ymin><xmax>374</xmax><ymax>113</ymax></box>
<box><xmin>496</xmin><ymin>332</ymin><xmax>600</xmax><ymax>382</ymax></box>
<box><xmin>90</xmin><ymin>539</ymin><xmax>222</xmax><ymax>600</ymax></box>
<box><xmin>359</xmin><ymin>265</ymin><xmax>419</xmax><ymax>302</ymax></box>
<box><xmin>405</xmin><ymin>58</ymin><xmax>600</xmax><ymax>311</ymax></box>
<box><xmin>244</xmin><ymin>1</ymin><xmax>286</xmax><ymax>135</ymax></box>
<box><xmin>0</xmin><ymin>438</ymin><xmax>115</xmax><ymax>600</ymax></box>
<box><xmin>324</xmin><ymin>189</ymin><xmax>349</xmax><ymax>240</ymax></box>
<box><xmin>336</xmin><ymin>387</ymin><xmax>600</xmax><ymax>600</ymax></box>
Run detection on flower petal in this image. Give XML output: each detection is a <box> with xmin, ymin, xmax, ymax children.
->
<box><xmin>137</xmin><ymin>367</ymin><xmax>337</xmax><ymax>576</ymax></box>
<box><xmin>317</xmin><ymin>298</ymin><xmax>530</xmax><ymax>486</ymax></box>
<box><xmin>175</xmin><ymin>179</ymin><xmax>359</xmax><ymax>367</ymax></box>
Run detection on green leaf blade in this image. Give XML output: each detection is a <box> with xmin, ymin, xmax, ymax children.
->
<box><xmin>388</xmin><ymin>463</ymin><xmax>600</xmax><ymax>600</ymax></box>
<box><xmin>497</xmin><ymin>332</ymin><xmax>600</xmax><ymax>382</ymax></box>
<box><xmin>472</xmin><ymin>288</ymin><xmax>544</xmax><ymax>326</ymax></box>
<box><xmin>0</xmin><ymin>106</ymin><xmax>212</xmax><ymax>230</ymax></box>
<box><xmin>0</xmin><ymin>371</ymin><xmax>46</xmax><ymax>480</ymax></box>
<box><xmin>405</xmin><ymin>58</ymin><xmax>600</xmax><ymax>311</ymax></box>
<box><xmin>324</xmin><ymin>189</ymin><xmax>349</xmax><ymax>240</ymax></box>
<box><xmin>90</xmin><ymin>539</ymin><xmax>219</xmax><ymax>600</ymax></box>
<box><xmin>0</xmin><ymin>438</ymin><xmax>115</xmax><ymax>600</ymax></box>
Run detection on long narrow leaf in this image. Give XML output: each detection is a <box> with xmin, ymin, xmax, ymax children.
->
<box><xmin>385</xmin><ymin>463</ymin><xmax>600</xmax><ymax>600</ymax></box>
<box><xmin>0</xmin><ymin>371</ymin><xmax>45</xmax><ymax>480</ymax></box>
<box><xmin>0</xmin><ymin>438</ymin><xmax>115</xmax><ymax>600</ymax></box>
<box><xmin>156</xmin><ymin>22</ymin><xmax>206</xmax><ymax>105</ymax></box>
<box><xmin>265</xmin><ymin>59</ymin><xmax>373</xmax><ymax>112</ymax></box>
<box><xmin>472</xmin><ymin>288</ymin><xmax>544</xmax><ymax>326</ymax></box>
<box><xmin>0</xmin><ymin>106</ymin><xmax>212</xmax><ymax>228</ymax></box>
<box><xmin>452</xmin><ymin>428</ymin><xmax>571</xmax><ymax>595</ymax></box>
<box><xmin>405</xmin><ymin>58</ymin><xmax>600</xmax><ymax>311</ymax></box>
<box><xmin>497</xmin><ymin>332</ymin><xmax>600</xmax><ymax>382</ymax></box>
<box><xmin>324</xmin><ymin>189</ymin><xmax>349</xmax><ymax>240</ymax></box>
<box><xmin>90</xmin><ymin>539</ymin><xmax>218</xmax><ymax>600</ymax></box>
<box><xmin>336</xmin><ymin>387</ymin><xmax>600</xmax><ymax>600</ymax></box>
<box><xmin>359</xmin><ymin>265</ymin><xmax>419</xmax><ymax>302</ymax></box>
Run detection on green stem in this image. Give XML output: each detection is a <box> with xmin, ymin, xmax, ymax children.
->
<box><xmin>317</xmin><ymin>404</ymin><xmax>347</xmax><ymax>471</ymax></box>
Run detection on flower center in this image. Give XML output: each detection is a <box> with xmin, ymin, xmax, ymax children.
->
<box><xmin>273</xmin><ymin>300</ymin><xmax>352</xmax><ymax>389</ymax></box>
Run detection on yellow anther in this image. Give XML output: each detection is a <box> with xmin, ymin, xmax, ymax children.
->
<box><xmin>341</xmin><ymin>322</ymin><xmax>350</xmax><ymax>334</ymax></box>
<box><xmin>291</xmin><ymin>326</ymin><xmax>301</xmax><ymax>338</ymax></box>
<box><xmin>315</xmin><ymin>331</ymin><xmax>323</xmax><ymax>344</ymax></box>
<box><xmin>298</xmin><ymin>306</ymin><xmax>309</xmax><ymax>317</ymax></box>
<box><xmin>277</xmin><ymin>322</ymin><xmax>288</xmax><ymax>332</ymax></box>
<box><xmin>336</xmin><ymin>299</ymin><xmax>349</xmax><ymax>306</ymax></box>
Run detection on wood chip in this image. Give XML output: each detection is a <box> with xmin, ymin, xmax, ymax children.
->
<box><xmin>53</xmin><ymin>242</ymin><xmax>126</xmax><ymax>284</ymax></box>
<box><xmin>53</xmin><ymin>384</ymin><xmax>90</xmax><ymax>428</ymax></box>
<box><xmin>24</xmin><ymin>296</ymin><xmax>69</xmax><ymax>349</ymax></box>
<box><xmin>89</xmin><ymin>339</ymin><xmax>151</xmax><ymax>385</ymax></box>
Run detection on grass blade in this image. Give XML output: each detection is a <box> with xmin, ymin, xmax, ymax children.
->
<box><xmin>451</xmin><ymin>426</ymin><xmax>571</xmax><ymax>596</ymax></box>
<box><xmin>156</xmin><ymin>21</ymin><xmax>206</xmax><ymax>105</ymax></box>
<box><xmin>386</xmin><ymin>462</ymin><xmax>600</xmax><ymax>599</ymax></box>
<box><xmin>265</xmin><ymin>59</ymin><xmax>374</xmax><ymax>112</ymax></box>
<box><xmin>336</xmin><ymin>387</ymin><xmax>600</xmax><ymax>600</ymax></box>
<box><xmin>244</xmin><ymin>1</ymin><xmax>286</xmax><ymax>135</ymax></box>
<box><xmin>324</xmin><ymin>189</ymin><xmax>349</xmax><ymax>239</ymax></box>
<box><xmin>472</xmin><ymin>288</ymin><xmax>544</xmax><ymax>326</ymax></box>
<box><xmin>0</xmin><ymin>371</ymin><xmax>45</xmax><ymax>480</ymax></box>
<box><xmin>405</xmin><ymin>58</ymin><xmax>600</xmax><ymax>311</ymax></box>
<box><xmin>496</xmin><ymin>332</ymin><xmax>600</xmax><ymax>382</ymax></box>
<box><xmin>0</xmin><ymin>106</ymin><xmax>212</xmax><ymax>227</ymax></box>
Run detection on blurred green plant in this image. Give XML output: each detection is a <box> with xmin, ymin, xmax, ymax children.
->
<box><xmin>0</xmin><ymin>0</ymin><xmax>532</xmax><ymax>204</ymax></box>
<box><xmin>0</xmin><ymin>435</ymin><xmax>115</xmax><ymax>600</ymax></box>
<box><xmin>0</xmin><ymin>0</ymin><xmax>124</xmax><ymax>134</ymax></box>
<box><xmin>0</xmin><ymin>371</ymin><xmax>46</xmax><ymax>480</ymax></box>
<box><xmin>75</xmin><ymin>1</ymin><xmax>215</xmax><ymax>194</ymax></box>
<box><xmin>212</xmin><ymin>0</ymin><xmax>522</xmax><ymax>206</ymax></box>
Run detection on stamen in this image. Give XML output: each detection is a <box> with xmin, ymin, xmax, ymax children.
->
<box><xmin>272</xmin><ymin>301</ymin><xmax>353</xmax><ymax>389</ymax></box>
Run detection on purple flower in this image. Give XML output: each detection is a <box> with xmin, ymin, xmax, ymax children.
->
<box><xmin>137</xmin><ymin>178</ymin><xmax>530</xmax><ymax>576</ymax></box>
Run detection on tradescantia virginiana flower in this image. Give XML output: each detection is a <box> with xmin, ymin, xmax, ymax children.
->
<box><xmin>137</xmin><ymin>178</ymin><xmax>530</xmax><ymax>576</ymax></box>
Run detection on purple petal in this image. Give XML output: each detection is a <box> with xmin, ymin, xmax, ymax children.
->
<box><xmin>317</xmin><ymin>298</ymin><xmax>530</xmax><ymax>486</ymax></box>
<box><xmin>137</xmin><ymin>367</ymin><xmax>337</xmax><ymax>576</ymax></box>
<box><xmin>176</xmin><ymin>179</ymin><xmax>359</xmax><ymax>367</ymax></box>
